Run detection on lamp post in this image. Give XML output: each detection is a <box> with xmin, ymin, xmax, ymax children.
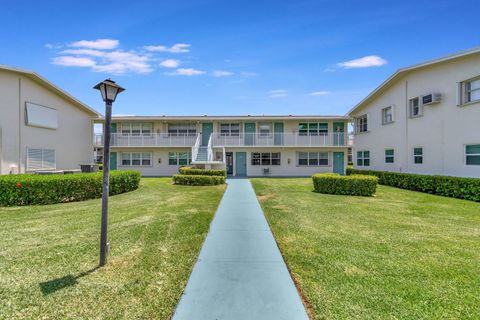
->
<box><xmin>94</xmin><ymin>79</ymin><xmax>125</xmax><ymax>267</ymax></box>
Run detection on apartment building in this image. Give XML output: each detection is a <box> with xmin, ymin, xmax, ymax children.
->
<box><xmin>94</xmin><ymin>115</ymin><xmax>349</xmax><ymax>177</ymax></box>
<box><xmin>0</xmin><ymin>65</ymin><xmax>101</xmax><ymax>174</ymax></box>
<box><xmin>348</xmin><ymin>47</ymin><xmax>480</xmax><ymax>178</ymax></box>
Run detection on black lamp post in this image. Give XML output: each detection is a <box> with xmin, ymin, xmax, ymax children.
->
<box><xmin>93</xmin><ymin>79</ymin><xmax>125</xmax><ymax>267</ymax></box>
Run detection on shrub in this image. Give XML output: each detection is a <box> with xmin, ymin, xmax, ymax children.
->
<box><xmin>347</xmin><ymin>168</ymin><xmax>480</xmax><ymax>202</ymax></box>
<box><xmin>178</xmin><ymin>166</ymin><xmax>227</xmax><ymax>177</ymax></box>
<box><xmin>312</xmin><ymin>173</ymin><xmax>378</xmax><ymax>196</ymax></box>
<box><xmin>0</xmin><ymin>170</ymin><xmax>141</xmax><ymax>206</ymax></box>
<box><xmin>173</xmin><ymin>174</ymin><xmax>225</xmax><ymax>186</ymax></box>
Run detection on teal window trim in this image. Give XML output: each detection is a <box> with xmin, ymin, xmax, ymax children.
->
<box><xmin>121</xmin><ymin>152</ymin><xmax>152</xmax><ymax>166</ymax></box>
<box><xmin>298</xmin><ymin>122</ymin><xmax>328</xmax><ymax>136</ymax></box>
<box><xmin>251</xmin><ymin>152</ymin><xmax>281</xmax><ymax>166</ymax></box>
<box><xmin>466</xmin><ymin>144</ymin><xmax>480</xmax><ymax>165</ymax></box>
<box><xmin>385</xmin><ymin>149</ymin><xmax>394</xmax><ymax>163</ymax></box>
<box><xmin>414</xmin><ymin>147</ymin><xmax>423</xmax><ymax>164</ymax></box>
<box><xmin>168</xmin><ymin>152</ymin><xmax>192</xmax><ymax>165</ymax></box>
<box><xmin>356</xmin><ymin>150</ymin><xmax>370</xmax><ymax>166</ymax></box>
<box><xmin>298</xmin><ymin>152</ymin><xmax>329</xmax><ymax>166</ymax></box>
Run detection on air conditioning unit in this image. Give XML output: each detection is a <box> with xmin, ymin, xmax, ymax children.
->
<box><xmin>422</xmin><ymin>93</ymin><xmax>442</xmax><ymax>105</ymax></box>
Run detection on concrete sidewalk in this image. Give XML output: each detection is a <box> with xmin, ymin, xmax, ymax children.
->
<box><xmin>173</xmin><ymin>179</ymin><xmax>308</xmax><ymax>320</ymax></box>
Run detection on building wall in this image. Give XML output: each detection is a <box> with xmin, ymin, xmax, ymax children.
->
<box><xmin>112</xmin><ymin>147</ymin><xmax>348</xmax><ymax>177</ymax></box>
<box><xmin>0</xmin><ymin>69</ymin><xmax>95</xmax><ymax>174</ymax></box>
<box><xmin>351</xmin><ymin>53</ymin><xmax>480</xmax><ymax>178</ymax></box>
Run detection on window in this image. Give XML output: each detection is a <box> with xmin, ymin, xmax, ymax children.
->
<box><xmin>356</xmin><ymin>151</ymin><xmax>370</xmax><ymax>166</ymax></box>
<box><xmin>121</xmin><ymin>123</ymin><xmax>152</xmax><ymax>136</ymax></box>
<box><xmin>220</xmin><ymin>123</ymin><xmax>240</xmax><ymax>136</ymax></box>
<box><xmin>409</xmin><ymin>97</ymin><xmax>423</xmax><ymax>118</ymax></box>
<box><xmin>251</xmin><ymin>152</ymin><xmax>281</xmax><ymax>165</ymax></box>
<box><xmin>298</xmin><ymin>123</ymin><xmax>328</xmax><ymax>136</ymax></box>
<box><xmin>25</xmin><ymin>102</ymin><xmax>58</xmax><ymax>129</ymax></box>
<box><xmin>381</xmin><ymin>106</ymin><xmax>394</xmax><ymax>124</ymax></box>
<box><xmin>121</xmin><ymin>152</ymin><xmax>152</xmax><ymax>166</ymax></box>
<box><xmin>259</xmin><ymin>123</ymin><xmax>271</xmax><ymax>137</ymax></box>
<box><xmin>298</xmin><ymin>152</ymin><xmax>329</xmax><ymax>166</ymax></box>
<box><xmin>385</xmin><ymin>149</ymin><xmax>394</xmax><ymax>163</ymax></box>
<box><xmin>414</xmin><ymin>148</ymin><xmax>423</xmax><ymax>164</ymax></box>
<box><xmin>168</xmin><ymin>152</ymin><xmax>192</xmax><ymax>165</ymax></box>
<box><xmin>26</xmin><ymin>148</ymin><xmax>55</xmax><ymax>171</ymax></box>
<box><xmin>459</xmin><ymin>77</ymin><xmax>480</xmax><ymax>105</ymax></box>
<box><xmin>465</xmin><ymin>144</ymin><xmax>480</xmax><ymax>165</ymax></box>
<box><xmin>168</xmin><ymin>123</ymin><xmax>196</xmax><ymax>136</ymax></box>
<box><xmin>355</xmin><ymin>115</ymin><xmax>368</xmax><ymax>133</ymax></box>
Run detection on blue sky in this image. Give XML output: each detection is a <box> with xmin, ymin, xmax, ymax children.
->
<box><xmin>1</xmin><ymin>0</ymin><xmax>479</xmax><ymax>116</ymax></box>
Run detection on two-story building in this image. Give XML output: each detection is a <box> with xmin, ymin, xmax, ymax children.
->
<box><xmin>348</xmin><ymin>47</ymin><xmax>480</xmax><ymax>178</ymax></box>
<box><xmin>0</xmin><ymin>65</ymin><xmax>101</xmax><ymax>174</ymax></box>
<box><xmin>94</xmin><ymin>115</ymin><xmax>350</xmax><ymax>177</ymax></box>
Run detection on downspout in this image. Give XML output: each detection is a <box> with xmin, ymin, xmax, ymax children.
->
<box><xmin>18</xmin><ymin>77</ymin><xmax>22</xmax><ymax>173</ymax></box>
<box><xmin>404</xmin><ymin>79</ymin><xmax>408</xmax><ymax>173</ymax></box>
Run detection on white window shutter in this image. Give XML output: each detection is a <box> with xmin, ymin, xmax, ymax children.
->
<box><xmin>367</xmin><ymin>113</ymin><xmax>371</xmax><ymax>131</ymax></box>
<box><xmin>391</xmin><ymin>105</ymin><xmax>396</xmax><ymax>122</ymax></box>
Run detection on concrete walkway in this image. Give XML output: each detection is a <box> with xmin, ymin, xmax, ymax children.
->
<box><xmin>173</xmin><ymin>179</ymin><xmax>308</xmax><ymax>320</ymax></box>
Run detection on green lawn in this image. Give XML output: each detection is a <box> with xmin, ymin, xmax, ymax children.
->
<box><xmin>0</xmin><ymin>177</ymin><xmax>225</xmax><ymax>319</ymax></box>
<box><xmin>252</xmin><ymin>178</ymin><xmax>480</xmax><ymax>320</ymax></box>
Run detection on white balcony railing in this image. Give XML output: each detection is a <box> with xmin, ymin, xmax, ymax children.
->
<box><xmin>93</xmin><ymin>132</ymin><xmax>347</xmax><ymax>148</ymax></box>
<box><xmin>211</xmin><ymin>132</ymin><xmax>347</xmax><ymax>147</ymax></box>
<box><xmin>93</xmin><ymin>133</ymin><xmax>197</xmax><ymax>147</ymax></box>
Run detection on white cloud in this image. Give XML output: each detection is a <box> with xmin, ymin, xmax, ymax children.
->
<box><xmin>310</xmin><ymin>91</ymin><xmax>330</xmax><ymax>96</ymax></box>
<box><xmin>52</xmin><ymin>56</ymin><xmax>96</xmax><ymax>67</ymax></box>
<box><xmin>212</xmin><ymin>70</ymin><xmax>234</xmax><ymax>77</ymax></box>
<box><xmin>144</xmin><ymin>43</ymin><xmax>190</xmax><ymax>53</ymax></box>
<box><xmin>69</xmin><ymin>39</ymin><xmax>119</xmax><ymax>50</ymax></box>
<box><xmin>268</xmin><ymin>89</ymin><xmax>288</xmax><ymax>98</ymax></box>
<box><xmin>337</xmin><ymin>55</ymin><xmax>387</xmax><ymax>69</ymax></box>
<box><xmin>166</xmin><ymin>68</ymin><xmax>206</xmax><ymax>76</ymax></box>
<box><xmin>159</xmin><ymin>59</ymin><xmax>180</xmax><ymax>68</ymax></box>
<box><xmin>53</xmin><ymin>49</ymin><xmax>152</xmax><ymax>74</ymax></box>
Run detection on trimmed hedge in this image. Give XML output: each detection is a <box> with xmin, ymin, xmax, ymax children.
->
<box><xmin>312</xmin><ymin>173</ymin><xmax>378</xmax><ymax>196</ymax></box>
<box><xmin>173</xmin><ymin>174</ymin><xmax>225</xmax><ymax>186</ymax></box>
<box><xmin>347</xmin><ymin>168</ymin><xmax>480</xmax><ymax>202</ymax></box>
<box><xmin>0</xmin><ymin>170</ymin><xmax>141</xmax><ymax>206</ymax></box>
<box><xmin>179</xmin><ymin>167</ymin><xmax>227</xmax><ymax>177</ymax></box>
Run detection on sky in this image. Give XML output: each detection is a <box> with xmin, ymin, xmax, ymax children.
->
<box><xmin>1</xmin><ymin>0</ymin><xmax>479</xmax><ymax>116</ymax></box>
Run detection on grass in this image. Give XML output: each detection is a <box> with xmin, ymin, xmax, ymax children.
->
<box><xmin>252</xmin><ymin>178</ymin><xmax>480</xmax><ymax>320</ymax></box>
<box><xmin>0</xmin><ymin>177</ymin><xmax>225</xmax><ymax>319</ymax></box>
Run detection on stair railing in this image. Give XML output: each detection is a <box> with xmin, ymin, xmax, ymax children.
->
<box><xmin>192</xmin><ymin>133</ymin><xmax>201</xmax><ymax>162</ymax></box>
<box><xmin>207</xmin><ymin>134</ymin><xmax>213</xmax><ymax>162</ymax></box>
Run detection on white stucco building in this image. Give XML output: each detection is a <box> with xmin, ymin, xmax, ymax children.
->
<box><xmin>94</xmin><ymin>115</ymin><xmax>349</xmax><ymax>177</ymax></box>
<box><xmin>0</xmin><ymin>65</ymin><xmax>101</xmax><ymax>174</ymax></box>
<box><xmin>348</xmin><ymin>47</ymin><xmax>480</xmax><ymax>178</ymax></box>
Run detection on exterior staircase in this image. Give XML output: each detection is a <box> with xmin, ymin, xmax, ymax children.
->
<box><xmin>195</xmin><ymin>147</ymin><xmax>208</xmax><ymax>162</ymax></box>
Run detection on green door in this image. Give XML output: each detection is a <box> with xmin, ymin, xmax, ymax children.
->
<box><xmin>274</xmin><ymin>122</ymin><xmax>284</xmax><ymax>145</ymax></box>
<box><xmin>202</xmin><ymin>123</ymin><xmax>213</xmax><ymax>146</ymax></box>
<box><xmin>333</xmin><ymin>122</ymin><xmax>345</xmax><ymax>146</ymax></box>
<box><xmin>235</xmin><ymin>152</ymin><xmax>247</xmax><ymax>176</ymax></box>
<box><xmin>110</xmin><ymin>152</ymin><xmax>117</xmax><ymax>170</ymax></box>
<box><xmin>244</xmin><ymin>123</ymin><xmax>256</xmax><ymax>146</ymax></box>
<box><xmin>333</xmin><ymin>152</ymin><xmax>344</xmax><ymax>175</ymax></box>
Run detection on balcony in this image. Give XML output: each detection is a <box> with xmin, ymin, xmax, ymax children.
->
<box><xmin>93</xmin><ymin>132</ymin><xmax>347</xmax><ymax>148</ymax></box>
<box><xmin>93</xmin><ymin>133</ymin><xmax>197</xmax><ymax>147</ymax></box>
<box><xmin>211</xmin><ymin>132</ymin><xmax>347</xmax><ymax>147</ymax></box>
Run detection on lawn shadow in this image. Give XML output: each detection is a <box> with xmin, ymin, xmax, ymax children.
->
<box><xmin>39</xmin><ymin>266</ymin><xmax>99</xmax><ymax>295</ymax></box>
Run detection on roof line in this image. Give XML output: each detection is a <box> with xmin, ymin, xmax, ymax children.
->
<box><xmin>0</xmin><ymin>64</ymin><xmax>102</xmax><ymax>117</ymax></box>
<box><xmin>346</xmin><ymin>46</ymin><xmax>480</xmax><ymax>115</ymax></box>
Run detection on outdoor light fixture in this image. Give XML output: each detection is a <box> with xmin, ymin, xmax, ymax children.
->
<box><xmin>94</xmin><ymin>79</ymin><xmax>125</xmax><ymax>267</ymax></box>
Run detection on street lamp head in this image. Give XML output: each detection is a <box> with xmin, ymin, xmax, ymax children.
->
<box><xmin>93</xmin><ymin>79</ymin><xmax>125</xmax><ymax>103</ymax></box>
